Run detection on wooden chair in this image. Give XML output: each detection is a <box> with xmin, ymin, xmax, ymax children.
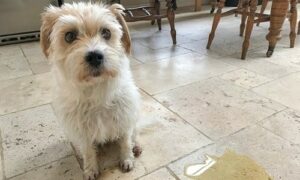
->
<box><xmin>117</xmin><ymin>0</ymin><xmax>177</xmax><ymax>44</ymax></box>
<box><xmin>207</xmin><ymin>0</ymin><xmax>298</xmax><ymax>59</ymax></box>
<box><xmin>257</xmin><ymin>0</ymin><xmax>299</xmax><ymax>45</ymax></box>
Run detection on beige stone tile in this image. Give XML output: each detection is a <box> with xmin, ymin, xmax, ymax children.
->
<box><xmin>136</xmin><ymin>32</ymin><xmax>195</xmax><ymax>50</ymax></box>
<box><xmin>130</xmin><ymin>26</ymin><xmax>167</xmax><ymax>39</ymax></box>
<box><xmin>0</xmin><ymin>72</ymin><xmax>53</xmax><ymax>115</ymax></box>
<box><xmin>24</xmin><ymin>51</ymin><xmax>47</xmax><ymax>64</ymax></box>
<box><xmin>130</xmin><ymin>25</ymin><xmax>195</xmax><ymax>49</ymax></box>
<box><xmin>168</xmin><ymin>144</ymin><xmax>218</xmax><ymax>180</ymax></box>
<box><xmin>169</xmin><ymin>126</ymin><xmax>300</xmax><ymax>180</ymax></box>
<box><xmin>29</xmin><ymin>61</ymin><xmax>51</xmax><ymax>74</ymax></box>
<box><xmin>179</xmin><ymin>28</ymin><xmax>267</xmax><ymax>57</ymax></box>
<box><xmin>0</xmin><ymin>131</ymin><xmax>4</xmax><ymax>180</ymax></box>
<box><xmin>136</xmin><ymin>92</ymin><xmax>212</xmax><ymax>170</ymax></box>
<box><xmin>218</xmin><ymin>55</ymin><xmax>299</xmax><ymax>79</ymax></box>
<box><xmin>132</xmin><ymin>42</ymin><xmax>191</xmax><ymax>63</ymax></box>
<box><xmin>139</xmin><ymin>168</ymin><xmax>175</xmax><ymax>180</ymax></box>
<box><xmin>247</xmin><ymin>46</ymin><xmax>300</xmax><ymax>70</ymax></box>
<box><xmin>260</xmin><ymin>108</ymin><xmax>300</xmax><ymax>144</ymax></box>
<box><xmin>20</xmin><ymin>42</ymin><xmax>51</xmax><ymax>74</ymax></box>
<box><xmin>20</xmin><ymin>41</ymin><xmax>42</xmax><ymax>57</ymax></box>
<box><xmin>155</xmin><ymin>77</ymin><xmax>285</xmax><ymax>140</ymax></box>
<box><xmin>74</xmin><ymin>92</ymin><xmax>212</xmax><ymax>180</ymax></box>
<box><xmin>182</xmin><ymin>30</ymin><xmax>211</xmax><ymax>42</ymax></box>
<box><xmin>129</xmin><ymin>56</ymin><xmax>142</xmax><ymax>68</ymax></box>
<box><xmin>0</xmin><ymin>55</ymin><xmax>32</xmax><ymax>81</ymax></box>
<box><xmin>9</xmin><ymin>156</ymin><xmax>83</xmax><ymax>180</ymax></box>
<box><xmin>177</xmin><ymin>39</ymin><xmax>208</xmax><ymax>56</ymax></box>
<box><xmin>253</xmin><ymin>72</ymin><xmax>300</xmax><ymax>111</ymax></box>
<box><xmin>132</xmin><ymin>53</ymin><xmax>237</xmax><ymax>95</ymax></box>
<box><xmin>0</xmin><ymin>105</ymin><xmax>73</xmax><ymax>178</ymax></box>
<box><xmin>0</xmin><ymin>44</ymin><xmax>23</xmax><ymax>59</ymax></box>
<box><xmin>221</xmin><ymin>68</ymin><xmax>272</xmax><ymax>89</ymax></box>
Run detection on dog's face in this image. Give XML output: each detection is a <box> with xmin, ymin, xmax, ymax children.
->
<box><xmin>40</xmin><ymin>3</ymin><xmax>131</xmax><ymax>85</ymax></box>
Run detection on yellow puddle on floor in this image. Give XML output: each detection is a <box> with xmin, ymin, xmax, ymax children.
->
<box><xmin>184</xmin><ymin>150</ymin><xmax>272</xmax><ymax>180</ymax></box>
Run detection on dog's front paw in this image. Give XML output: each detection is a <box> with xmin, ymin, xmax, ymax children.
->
<box><xmin>120</xmin><ymin>159</ymin><xmax>134</xmax><ymax>172</ymax></box>
<box><xmin>132</xmin><ymin>145</ymin><xmax>142</xmax><ymax>158</ymax></box>
<box><xmin>84</xmin><ymin>167</ymin><xmax>100</xmax><ymax>180</ymax></box>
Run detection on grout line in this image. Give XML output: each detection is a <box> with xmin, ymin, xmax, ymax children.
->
<box><xmin>137</xmin><ymin>144</ymin><xmax>218</xmax><ymax>180</ymax></box>
<box><xmin>6</xmin><ymin>154</ymin><xmax>74</xmax><ymax>180</ymax></box>
<box><xmin>166</xmin><ymin>166</ymin><xmax>180</xmax><ymax>180</ymax></box>
<box><xmin>212</xmin><ymin>76</ymin><xmax>290</xmax><ymax>112</ymax></box>
<box><xmin>0</xmin><ymin>70</ymin><xmax>50</xmax><ymax>84</ymax></box>
<box><xmin>167</xmin><ymin>143</ymin><xmax>215</xmax><ymax>166</ymax></box>
<box><xmin>255</xmin><ymin>107</ymin><xmax>300</xmax><ymax>145</ymax></box>
<box><xmin>19</xmin><ymin>46</ymin><xmax>35</xmax><ymax>75</ymax></box>
<box><xmin>135</xmin><ymin>165</ymin><xmax>171</xmax><ymax>180</ymax></box>
<box><xmin>0</xmin><ymin>130</ymin><xmax>6</xmax><ymax>180</ymax></box>
<box><xmin>215</xmin><ymin>107</ymin><xmax>288</xmax><ymax>143</ymax></box>
<box><xmin>0</xmin><ymin>103</ymin><xmax>52</xmax><ymax>118</ymax></box>
<box><xmin>259</xmin><ymin>124</ymin><xmax>300</xmax><ymax>146</ymax></box>
<box><xmin>140</xmin><ymin>88</ymin><xmax>214</xmax><ymax>142</ymax></box>
<box><xmin>149</xmin><ymin>67</ymin><xmax>240</xmax><ymax>97</ymax></box>
<box><xmin>256</xmin><ymin>107</ymin><xmax>288</xmax><ymax>124</ymax></box>
<box><xmin>249</xmin><ymin>70</ymin><xmax>300</xmax><ymax>90</ymax></box>
<box><xmin>131</xmin><ymin>45</ymin><xmax>194</xmax><ymax>65</ymax></box>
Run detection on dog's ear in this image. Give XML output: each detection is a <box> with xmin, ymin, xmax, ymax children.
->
<box><xmin>109</xmin><ymin>4</ymin><xmax>131</xmax><ymax>54</ymax></box>
<box><xmin>40</xmin><ymin>6</ymin><xmax>61</xmax><ymax>58</ymax></box>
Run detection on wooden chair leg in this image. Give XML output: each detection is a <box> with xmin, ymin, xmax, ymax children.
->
<box><xmin>298</xmin><ymin>21</ymin><xmax>300</xmax><ymax>35</ymax></box>
<box><xmin>150</xmin><ymin>0</ymin><xmax>155</xmax><ymax>25</ymax></box>
<box><xmin>241</xmin><ymin>0</ymin><xmax>257</xmax><ymax>59</ymax></box>
<box><xmin>210</xmin><ymin>0</ymin><xmax>218</xmax><ymax>14</ymax></box>
<box><xmin>257</xmin><ymin>0</ymin><xmax>268</xmax><ymax>26</ymax></box>
<box><xmin>166</xmin><ymin>0</ymin><xmax>176</xmax><ymax>44</ymax></box>
<box><xmin>289</xmin><ymin>0</ymin><xmax>297</xmax><ymax>48</ymax></box>
<box><xmin>240</xmin><ymin>0</ymin><xmax>249</xmax><ymax>37</ymax></box>
<box><xmin>235</xmin><ymin>0</ymin><xmax>243</xmax><ymax>17</ymax></box>
<box><xmin>155</xmin><ymin>0</ymin><xmax>162</xmax><ymax>30</ymax></box>
<box><xmin>207</xmin><ymin>0</ymin><xmax>225</xmax><ymax>49</ymax></box>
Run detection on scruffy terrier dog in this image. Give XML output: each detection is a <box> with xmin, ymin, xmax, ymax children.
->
<box><xmin>40</xmin><ymin>2</ymin><xmax>141</xmax><ymax>180</ymax></box>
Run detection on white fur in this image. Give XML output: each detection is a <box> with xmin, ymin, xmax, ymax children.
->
<box><xmin>42</xmin><ymin>3</ymin><xmax>140</xmax><ymax>179</ymax></box>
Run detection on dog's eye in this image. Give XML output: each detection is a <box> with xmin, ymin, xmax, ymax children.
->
<box><xmin>101</xmin><ymin>28</ymin><xmax>111</xmax><ymax>40</ymax></box>
<box><xmin>65</xmin><ymin>31</ymin><xmax>77</xmax><ymax>43</ymax></box>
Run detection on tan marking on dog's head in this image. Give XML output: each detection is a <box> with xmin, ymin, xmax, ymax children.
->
<box><xmin>40</xmin><ymin>6</ymin><xmax>61</xmax><ymax>58</ymax></box>
<box><xmin>109</xmin><ymin>4</ymin><xmax>131</xmax><ymax>54</ymax></box>
<box><xmin>40</xmin><ymin>3</ymin><xmax>129</xmax><ymax>85</ymax></box>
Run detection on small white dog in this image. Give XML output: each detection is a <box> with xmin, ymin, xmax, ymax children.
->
<box><xmin>40</xmin><ymin>2</ymin><xmax>141</xmax><ymax>180</ymax></box>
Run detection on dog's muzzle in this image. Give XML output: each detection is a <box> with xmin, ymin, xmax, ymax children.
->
<box><xmin>85</xmin><ymin>50</ymin><xmax>104</xmax><ymax>68</ymax></box>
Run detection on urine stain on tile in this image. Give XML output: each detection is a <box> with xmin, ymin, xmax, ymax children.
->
<box><xmin>185</xmin><ymin>150</ymin><xmax>272</xmax><ymax>180</ymax></box>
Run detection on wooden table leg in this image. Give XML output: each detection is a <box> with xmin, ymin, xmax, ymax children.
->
<box><xmin>266</xmin><ymin>0</ymin><xmax>289</xmax><ymax>57</ymax></box>
<box><xmin>166</xmin><ymin>0</ymin><xmax>177</xmax><ymax>44</ymax></box>
<box><xmin>289</xmin><ymin>0</ymin><xmax>297</xmax><ymax>48</ymax></box>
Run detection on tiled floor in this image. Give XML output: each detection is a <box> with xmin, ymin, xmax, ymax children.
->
<box><xmin>1</xmin><ymin>7</ymin><xmax>300</xmax><ymax>180</ymax></box>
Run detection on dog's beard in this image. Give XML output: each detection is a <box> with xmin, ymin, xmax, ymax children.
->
<box><xmin>89</xmin><ymin>66</ymin><xmax>102</xmax><ymax>77</ymax></box>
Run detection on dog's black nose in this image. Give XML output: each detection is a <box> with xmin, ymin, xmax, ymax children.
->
<box><xmin>85</xmin><ymin>51</ymin><xmax>104</xmax><ymax>68</ymax></box>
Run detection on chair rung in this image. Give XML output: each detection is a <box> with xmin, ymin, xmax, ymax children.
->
<box><xmin>123</xmin><ymin>10</ymin><xmax>133</xmax><ymax>17</ymax></box>
<box><xmin>142</xmin><ymin>8</ymin><xmax>151</xmax><ymax>16</ymax></box>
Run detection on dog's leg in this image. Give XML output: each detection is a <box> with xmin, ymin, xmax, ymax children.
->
<box><xmin>81</xmin><ymin>144</ymin><xmax>99</xmax><ymax>180</ymax></box>
<box><xmin>119</xmin><ymin>134</ymin><xmax>134</xmax><ymax>172</ymax></box>
<box><xmin>132</xmin><ymin>129</ymin><xmax>142</xmax><ymax>157</ymax></box>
